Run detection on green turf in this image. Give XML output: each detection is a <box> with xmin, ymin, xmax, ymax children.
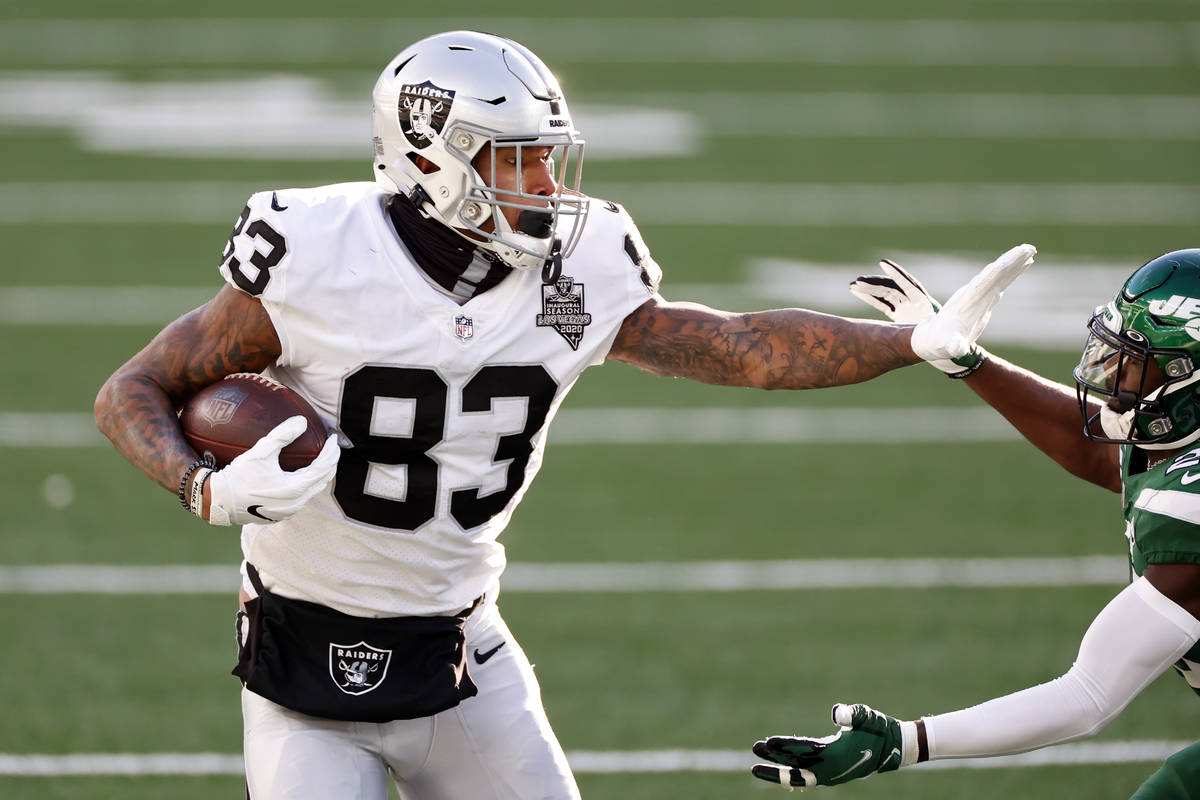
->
<box><xmin>0</xmin><ymin>765</ymin><xmax>1169</xmax><ymax>800</ymax></box>
<box><xmin>2</xmin><ymin>0</ymin><xmax>1197</xmax><ymax>797</ymax></box>
<box><xmin>5</xmin><ymin>588</ymin><xmax>1195</xmax><ymax>755</ymax></box>
<box><xmin>4</xmin><ymin>436</ymin><xmax>1119</xmax><ymax>565</ymax></box>
<box><xmin>0</xmin><ymin>589</ymin><xmax>1192</xmax><ymax>800</ymax></box>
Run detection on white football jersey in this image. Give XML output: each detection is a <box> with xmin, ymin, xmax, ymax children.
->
<box><xmin>217</xmin><ymin>182</ymin><xmax>660</xmax><ymax>617</ymax></box>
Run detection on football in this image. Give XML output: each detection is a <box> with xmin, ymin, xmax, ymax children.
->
<box><xmin>179</xmin><ymin>373</ymin><xmax>327</xmax><ymax>471</ymax></box>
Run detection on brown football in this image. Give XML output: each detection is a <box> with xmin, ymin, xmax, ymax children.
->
<box><xmin>179</xmin><ymin>373</ymin><xmax>327</xmax><ymax>471</ymax></box>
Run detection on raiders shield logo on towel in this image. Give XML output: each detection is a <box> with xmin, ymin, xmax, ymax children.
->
<box><xmin>329</xmin><ymin>641</ymin><xmax>393</xmax><ymax>696</ymax></box>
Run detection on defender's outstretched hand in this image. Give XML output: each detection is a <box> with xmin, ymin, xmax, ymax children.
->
<box><xmin>850</xmin><ymin>259</ymin><xmax>972</xmax><ymax>375</ymax></box>
<box><xmin>207</xmin><ymin>416</ymin><xmax>340</xmax><ymax>526</ymax></box>
<box><xmin>852</xmin><ymin>244</ymin><xmax>1035</xmax><ymax>378</ymax></box>
<box><xmin>752</xmin><ymin>704</ymin><xmax>908</xmax><ymax>791</ymax></box>
<box><xmin>912</xmin><ymin>244</ymin><xmax>1035</xmax><ymax>366</ymax></box>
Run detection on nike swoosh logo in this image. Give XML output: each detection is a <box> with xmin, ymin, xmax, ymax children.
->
<box><xmin>830</xmin><ymin>749</ymin><xmax>873</xmax><ymax>782</ymax></box>
<box><xmin>270</xmin><ymin>192</ymin><xmax>288</xmax><ymax>211</ymax></box>
<box><xmin>473</xmin><ymin>641</ymin><xmax>506</xmax><ymax>664</ymax></box>
<box><xmin>1181</xmin><ymin>472</ymin><xmax>1200</xmax><ymax>485</ymax></box>
<box><xmin>246</xmin><ymin>505</ymin><xmax>276</xmax><ymax>522</ymax></box>
<box><xmin>880</xmin><ymin>747</ymin><xmax>901</xmax><ymax>770</ymax></box>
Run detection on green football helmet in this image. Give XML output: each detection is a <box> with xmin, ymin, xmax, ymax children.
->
<box><xmin>1075</xmin><ymin>249</ymin><xmax>1200</xmax><ymax>450</ymax></box>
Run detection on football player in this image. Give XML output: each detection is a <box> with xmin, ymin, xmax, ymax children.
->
<box><xmin>752</xmin><ymin>250</ymin><xmax>1200</xmax><ymax>799</ymax></box>
<box><xmin>94</xmin><ymin>31</ymin><xmax>1031</xmax><ymax>800</ymax></box>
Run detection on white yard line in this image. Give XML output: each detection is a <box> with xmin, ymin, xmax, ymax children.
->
<box><xmin>0</xmin><ymin>254</ymin><xmax>1134</xmax><ymax>350</ymax></box>
<box><xmin>0</xmin><ymin>408</ymin><xmax>1023</xmax><ymax>448</ymax></box>
<box><xmin>0</xmin><ymin>286</ymin><xmax>215</xmax><ymax>324</ymax></box>
<box><xmin>5</xmin><ymin>75</ymin><xmax>1195</xmax><ymax>156</ymax></box>
<box><xmin>0</xmin><ymin>557</ymin><xmax>1127</xmax><ymax>594</ymax></box>
<box><xmin>4</xmin><ymin>181</ymin><xmax>1199</xmax><ymax>226</ymax></box>
<box><xmin>0</xmin><ymin>741</ymin><xmax>1188</xmax><ymax>775</ymax></box>
<box><xmin>0</xmin><ymin>18</ymin><xmax>1191</xmax><ymax>67</ymax></box>
<box><xmin>598</xmin><ymin>91</ymin><xmax>1200</xmax><ymax>141</ymax></box>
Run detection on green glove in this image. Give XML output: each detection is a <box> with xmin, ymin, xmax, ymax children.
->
<box><xmin>752</xmin><ymin>703</ymin><xmax>906</xmax><ymax>790</ymax></box>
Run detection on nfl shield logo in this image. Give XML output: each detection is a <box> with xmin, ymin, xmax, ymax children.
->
<box><xmin>199</xmin><ymin>386</ymin><xmax>247</xmax><ymax>426</ymax></box>
<box><xmin>454</xmin><ymin>315</ymin><xmax>474</xmax><ymax>342</ymax></box>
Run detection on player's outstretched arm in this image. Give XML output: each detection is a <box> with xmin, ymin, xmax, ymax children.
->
<box><xmin>850</xmin><ymin>251</ymin><xmax>1119</xmax><ymax>492</ymax></box>
<box><xmin>607</xmin><ymin>297</ymin><xmax>920</xmax><ymax>390</ymax></box>
<box><xmin>94</xmin><ymin>285</ymin><xmax>281</xmax><ymax>493</ymax></box>
<box><xmin>963</xmin><ymin>356</ymin><xmax>1120</xmax><ymax>491</ymax></box>
<box><xmin>752</xmin><ymin>571</ymin><xmax>1200</xmax><ymax>790</ymax></box>
<box><xmin>609</xmin><ymin>244</ymin><xmax>1030</xmax><ymax>390</ymax></box>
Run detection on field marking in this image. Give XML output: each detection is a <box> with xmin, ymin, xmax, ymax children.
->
<box><xmin>0</xmin><ymin>74</ymin><xmax>696</xmax><ymax>160</ymax></box>
<box><xmin>596</xmin><ymin>91</ymin><xmax>1200</xmax><ymax>141</ymax></box>
<box><xmin>0</xmin><ymin>18</ymin><xmax>1193</xmax><ymax>67</ymax></box>
<box><xmin>740</xmin><ymin>255</ymin><xmax>1128</xmax><ymax>347</ymax></box>
<box><xmin>3</xmin><ymin>181</ymin><xmax>1199</xmax><ymax>226</ymax></box>
<box><xmin>0</xmin><ymin>254</ymin><xmax>1133</xmax><ymax>349</ymax></box>
<box><xmin>0</xmin><ymin>408</ymin><xmax>1024</xmax><ymax>449</ymax></box>
<box><xmin>0</xmin><ymin>741</ymin><xmax>1189</xmax><ymax>776</ymax></box>
<box><xmin>0</xmin><ymin>558</ymin><xmax>1127</xmax><ymax>595</ymax></box>
<box><xmin>5</xmin><ymin>74</ymin><xmax>1196</xmax><ymax>157</ymax></box>
<box><xmin>0</xmin><ymin>286</ymin><xmax>216</xmax><ymax>324</ymax></box>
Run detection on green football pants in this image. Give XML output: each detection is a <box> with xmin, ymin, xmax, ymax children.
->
<box><xmin>1130</xmin><ymin>742</ymin><xmax>1200</xmax><ymax>800</ymax></box>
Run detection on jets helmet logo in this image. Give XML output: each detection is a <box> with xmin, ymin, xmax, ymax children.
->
<box><xmin>329</xmin><ymin>641</ymin><xmax>392</xmax><ymax>696</ymax></box>
<box><xmin>398</xmin><ymin>81</ymin><xmax>455</xmax><ymax>149</ymax></box>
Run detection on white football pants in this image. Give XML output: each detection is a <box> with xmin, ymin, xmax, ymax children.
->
<box><xmin>242</xmin><ymin>602</ymin><xmax>580</xmax><ymax>800</ymax></box>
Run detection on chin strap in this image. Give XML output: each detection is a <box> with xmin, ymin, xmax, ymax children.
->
<box><xmin>541</xmin><ymin>238</ymin><xmax>563</xmax><ymax>285</ymax></box>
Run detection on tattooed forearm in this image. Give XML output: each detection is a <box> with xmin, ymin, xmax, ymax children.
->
<box><xmin>94</xmin><ymin>286</ymin><xmax>280</xmax><ymax>492</ymax></box>
<box><xmin>608</xmin><ymin>298</ymin><xmax>920</xmax><ymax>389</ymax></box>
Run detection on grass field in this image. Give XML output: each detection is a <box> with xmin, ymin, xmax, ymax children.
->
<box><xmin>2</xmin><ymin>0</ymin><xmax>1199</xmax><ymax>798</ymax></box>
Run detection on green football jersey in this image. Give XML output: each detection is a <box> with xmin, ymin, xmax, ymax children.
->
<box><xmin>1121</xmin><ymin>444</ymin><xmax>1200</xmax><ymax>693</ymax></box>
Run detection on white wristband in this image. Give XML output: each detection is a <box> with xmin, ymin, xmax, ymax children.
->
<box><xmin>188</xmin><ymin>467</ymin><xmax>212</xmax><ymax>519</ymax></box>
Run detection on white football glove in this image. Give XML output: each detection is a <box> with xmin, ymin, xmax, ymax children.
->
<box><xmin>850</xmin><ymin>259</ymin><xmax>977</xmax><ymax>375</ymax></box>
<box><xmin>851</xmin><ymin>244</ymin><xmax>1036</xmax><ymax>378</ymax></box>
<box><xmin>207</xmin><ymin>416</ymin><xmax>340</xmax><ymax>526</ymax></box>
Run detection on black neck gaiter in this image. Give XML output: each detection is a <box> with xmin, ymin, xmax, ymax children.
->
<box><xmin>386</xmin><ymin>192</ymin><xmax>513</xmax><ymax>300</ymax></box>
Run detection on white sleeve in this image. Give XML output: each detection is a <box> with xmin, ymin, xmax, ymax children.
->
<box><xmin>924</xmin><ymin>577</ymin><xmax>1200</xmax><ymax>760</ymax></box>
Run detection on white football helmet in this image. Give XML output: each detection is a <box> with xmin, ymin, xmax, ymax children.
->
<box><xmin>372</xmin><ymin>31</ymin><xmax>588</xmax><ymax>270</ymax></box>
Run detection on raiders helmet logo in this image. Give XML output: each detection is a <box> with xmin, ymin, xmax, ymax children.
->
<box><xmin>398</xmin><ymin>81</ymin><xmax>456</xmax><ymax>150</ymax></box>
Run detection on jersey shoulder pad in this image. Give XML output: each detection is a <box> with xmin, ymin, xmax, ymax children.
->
<box><xmin>579</xmin><ymin>196</ymin><xmax>662</xmax><ymax>295</ymax></box>
<box><xmin>218</xmin><ymin>182</ymin><xmax>385</xmax><ymax>298</ymax></box>
<box><xmin>1158</xmin><ymin>448</ymin><xmax>1200</xmax><ymax>495</ymax></box>
<box><xmin>245</xmin><ymin>181</ymin><xmax>385</xmax><ymax>229</ymax></box>
<box><xmin>1130</xmin><ymin>458</ymin><xmax>1200</xmax><ymax>557</ymax></box>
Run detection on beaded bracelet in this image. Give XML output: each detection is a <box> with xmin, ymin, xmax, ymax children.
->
<box><xmin>177</xmin><ymin>458</ymin><xmax>213</xmax><ymax>512</ymax></box>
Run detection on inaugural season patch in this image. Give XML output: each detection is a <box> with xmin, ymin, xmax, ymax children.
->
<box><xmin>198</xmin><ymin>385</ymin><xmax>247</xmax><ymax>426</ymax></box>
<box><xmin>398</xmin><ymin>81</ymin><xmax>455</xmax><ymax>150</ymax></box>
<box><xmin>536</xmin><ymin>274</ymin><xmax>592</xmax><ymax>350</ymax></box>
<box><xmin>329</xmin><ymin>641</ymin><xmax>393</xmax><ymax>696</ymax></box>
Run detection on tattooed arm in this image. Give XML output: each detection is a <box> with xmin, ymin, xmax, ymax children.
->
<box><xmin>94</xmin><ymin>285</ymin><xmax>281</xmax><ymax>493</ymax></box>
<box><xmin>607</xmin><ymin>296</ymin><xmax>919</xmax><ymax>389</ymax></box>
